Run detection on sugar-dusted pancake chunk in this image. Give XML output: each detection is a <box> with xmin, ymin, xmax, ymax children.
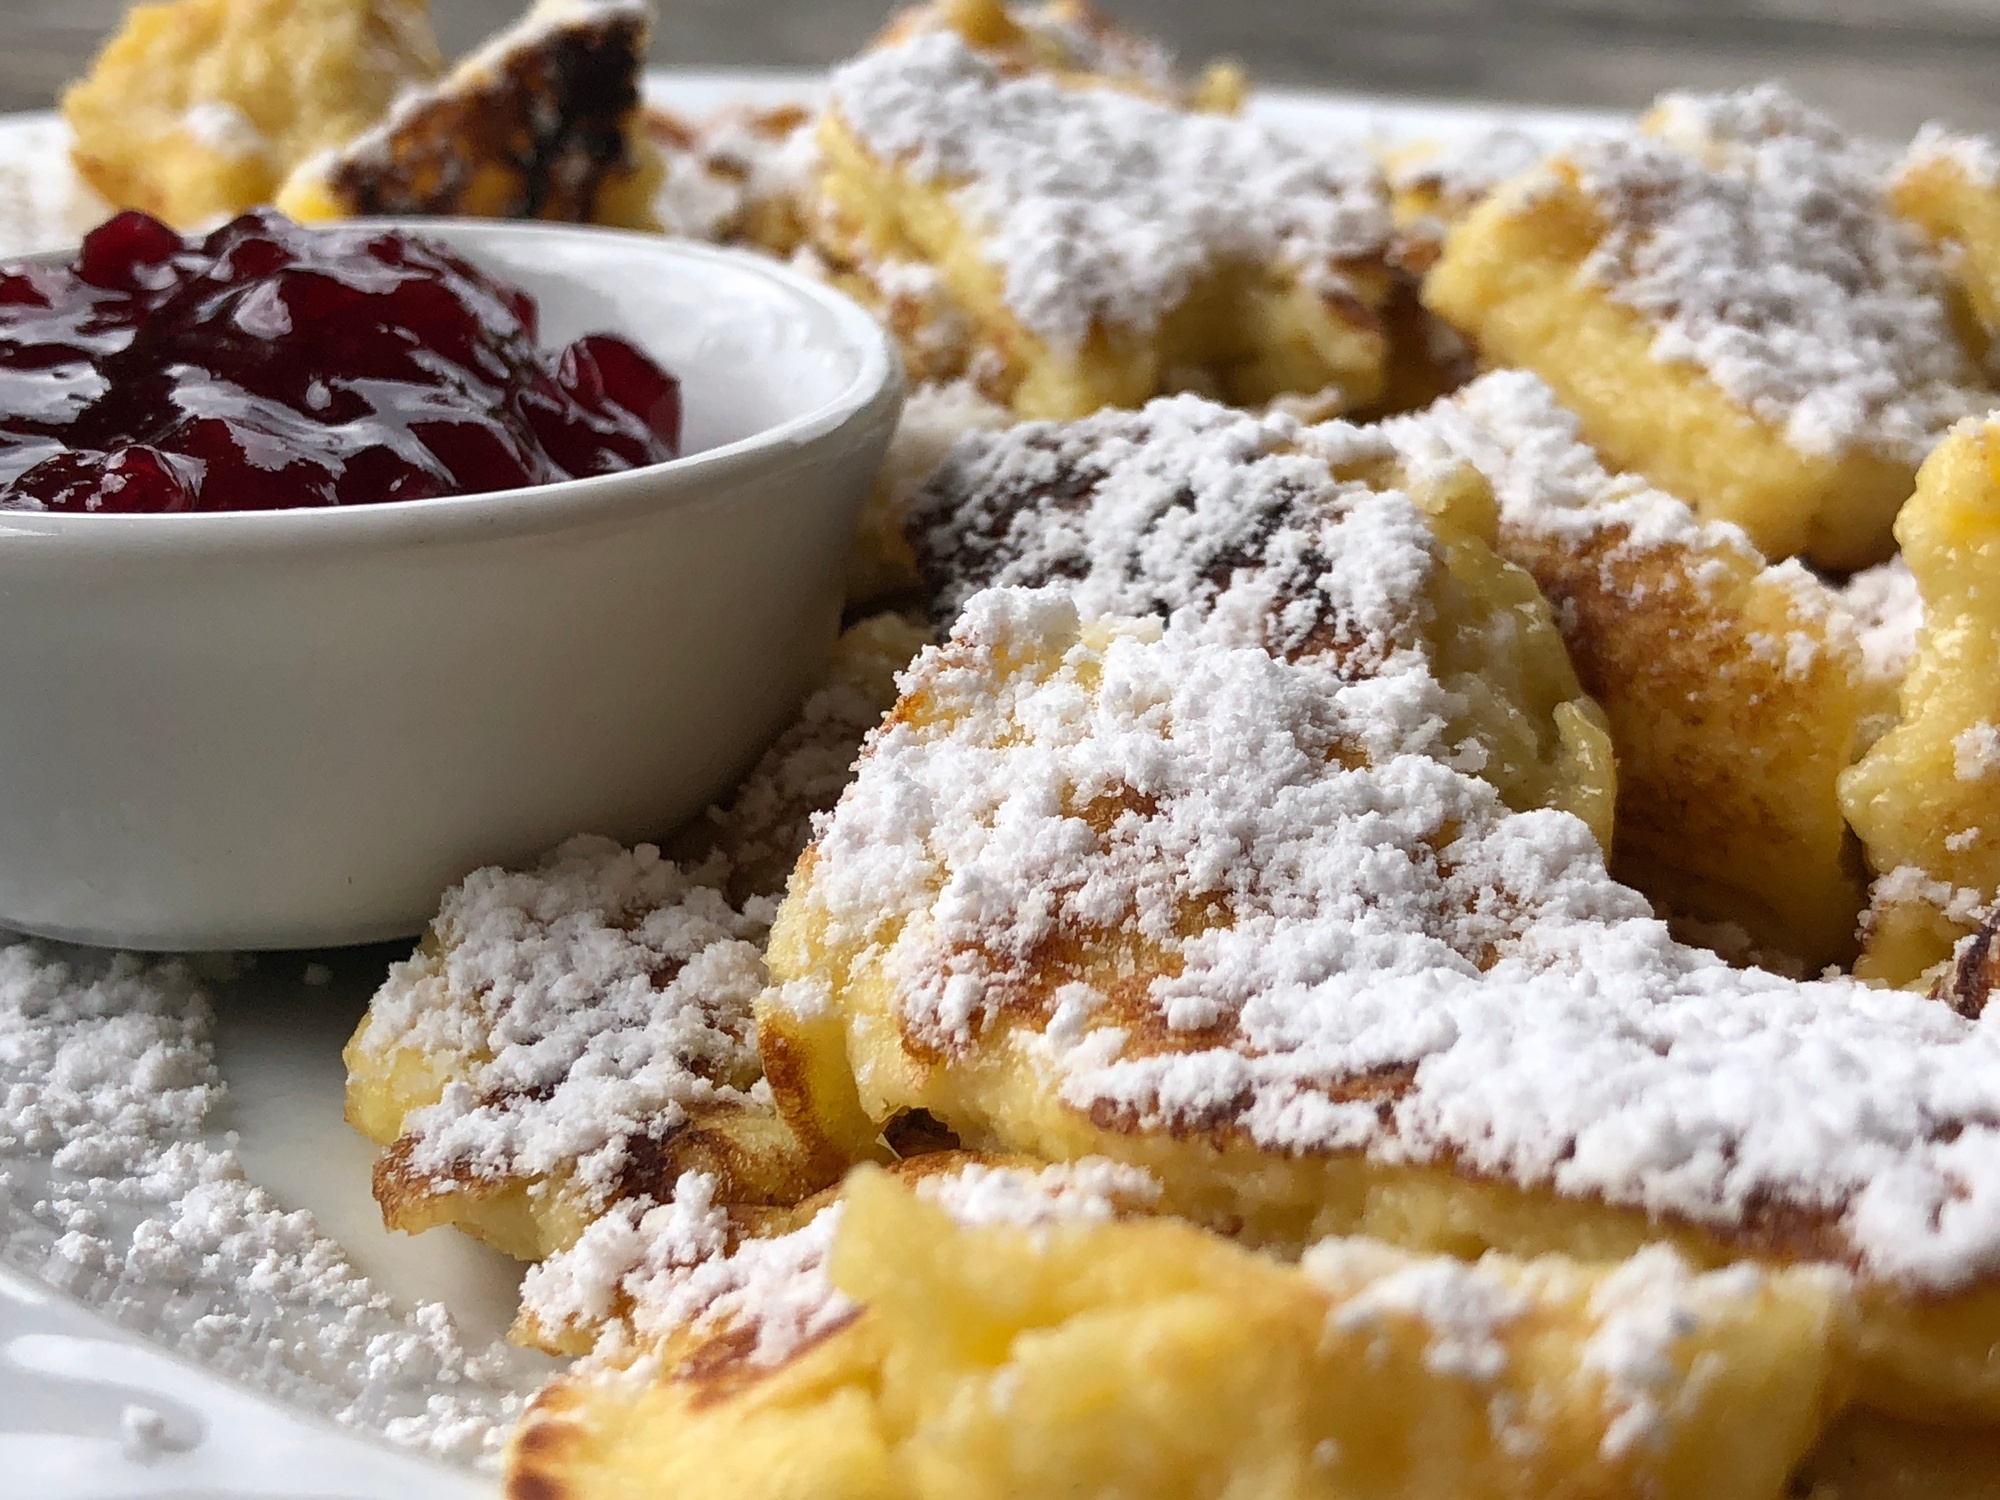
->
<box><xmin>276</xmin><ymin>0</ymin><xmax>660</xmax><ymax>228</ymax></box>
<box><xmin>900</xmin><ymin>396</ymin><xmax>1615</xmax><ymax>844</ymax></box>
<box><xmin>344</xmin><ymin>835</ymin><xmax>825</xmax><ymax>1261</ymax></box>
<box><xmin>62</xmin><ymin>0</ymin><xmax>443</xmax><ymax>228</ymax></box>
<box><xmin>510</xmin><ymin>1151</ymin><xmax>1163</xmax><ymax>1355</ymax></box>
<box><xmin>1384</xmin><ymin>371</ymin><xmax>1891</xmax><ymax>970</ymax></box>
<box><xmin>507</xmin><ymin>1163</ymin><xmax>1851</xmax><ymax>1500</ymax></box>
<box><xmin>344</xmin><ymin>614</ymin><xmax>929</xmax><ymax>1259</ymax></box>
<box><xmin>1384</xmin><ymin>126</ymin><xmax>1544</xmax><ymax>274</ymax></box>
<box><xmin>1425</xmin><ymin>85</ymin><xmax>1987</xmax><ymax>570</ymax></box>
<box><xmin>644</xmin><ymin>103</ymin><xmax>820</xmax><ymax>254</ymax></box>
<box><xmin>762</xmin><ymin>579</ymin><xmax>2000</xmax><ymax>1416</ymax></box>
<box><xmin>1841</xmin><ymin>417</ymin><xmax>2000</xmax><ymax>985</ymax></box>
<box><xmin>814</xmin><ymin>29</ymin><xmax>1396</xmax><ymax>419</ymax></box>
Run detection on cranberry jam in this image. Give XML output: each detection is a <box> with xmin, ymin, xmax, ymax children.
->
<box><xmin>0</xmin><ymin>209</ymin><xmax>682</xmax><ymax>512</ymax></box>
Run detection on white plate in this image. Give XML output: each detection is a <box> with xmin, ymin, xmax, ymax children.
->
<box><xmin>0</xmin><ymin>69</ymin><xmax>1612</xmax><ymax>1498</ymax></box>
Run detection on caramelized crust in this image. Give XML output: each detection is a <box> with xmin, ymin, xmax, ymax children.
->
<box><xmin>1388</xmin><ymin>373</ymin><xmax>1887</xmax><ymax>970</ymax></box>
<box><xmin>277</xmin><ymin>0</ymin><xmax>658</xmax><ymax>227</ymax></box>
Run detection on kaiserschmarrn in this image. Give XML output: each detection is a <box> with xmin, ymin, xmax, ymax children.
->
<box><xmin>1841</xmin><ymin>416</ymin><xmax>2000</xmax><ymax>985</ymax></box>
<box><xmin>1387</xmin><ymin>372</ymin><xmax>1889</xmax><ymax>970</ymax></box>
<box><xmin>67</xmin><ymin>1</ymin><xmax>2000</xmax><ymax>1492</ymax></box>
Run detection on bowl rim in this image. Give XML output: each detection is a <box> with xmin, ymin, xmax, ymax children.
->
<box><xmin>0</xmin><ymin>218</ymin><xmax>904</xmax><ymax>551</ymax></box>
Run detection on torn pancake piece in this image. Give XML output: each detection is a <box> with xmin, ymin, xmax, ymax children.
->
<box><xmin>1891</xmin><ymin>125</ymin><xmax>2000</xmax><ymax>370</ymax></box>
<box><xmin>815</xmin><ymin>29</ymin><xmax>1395</xmax><ymax>419</ymax></box>
<box><xmin>507</xmin><ymin>1163</ymin><xmax>1851</xmax><ymax>1500</ymax></box>
<box><xmin>763</xmin><ymin>580</ymin><xmax>2000</xmax><ymax>1418</ymax></box>
<box><xmin>1841</xmin><ymin>416</ymin><xmax>2000</xmax><ymax>986</ymax></box>
<box><xmin>1382</xmin><ymin>371</ymin><xmax>1888</xmax><ymax>971</ymax></box>
<box><xmin>902</xmin><ymin>395</ymin><xmax>1615</xmax><ymax>846</ymax></box>
<box><xmin>643</xmin><ymin>102</ymin><xmax>821</xmax><ymax>253</ymax></box>
<box><xmin>1424</xmin><ymin>85</ymin><xmax>1985</xmax><ymax>570</ymax></box>
<box><xmin>61</xmin><ymin>0</ymin><xmax>444</xmax><ymax>228</ymax></box>
<box><xmin>510</xmin><ymin>1151</ymin><xmax>1161</xmax><ymax>1355</ymax></box>
<box><xmin>346</xmin><ymin>613</ymin><xmax>927</xmax><ymax>1259</ymax></box>
<box><xmin>276</xmin><ymin>0</ymin><xmax>660</xmax><ymax>228</ymax></box>
<box><xmin>345</xmin><ymin>835</ymin><xmax>827</xmax><ymax>1262</ymax></box>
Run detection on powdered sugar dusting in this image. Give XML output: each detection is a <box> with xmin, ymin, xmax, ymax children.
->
<box><xmin>1382</xmin><ymin>369</ymin><xmax>1741</xmax><ymax>561</ymax></box>
<box><xmin>648</xmin><ymin>104</ymin><xmax>820</xmax><ymax>244</ymax></box>
<box><xmin>518</xmin><ymin>1167</ymin><xmax>845</xmax><ymax>1366</ymax></box>
<box><xmin>1863</xmin><ymin>864</ymin><xmax>1991</xmax><ymax>936</ymax></box>
<box><xmin>1314</xmin><ymin>1241</ymin><xmax>1527</xmax><ymax>1383</ymax></box>
<box><xmin>674</xmin><ymin>612</ymin><xmax>932</xmax><ymax>902</ymax></box>
<box><xmin>802</xmin><ymin>571</ymin><xmax>2000</xmax><ymax>1290</ymax></box>
<box><xmin>1578</xmin><ymin>1250</ymin><xmax>1771</xmax><ymax>1460</ymax></box>
<box><xmin>916</xmin><ymin>1154</ymin><xmax>1159</xmax><ymax>1227</ymax></box>
<box><xmin>828</xmin><ymin>31</ymin><xmax>1390</xmax><ymax>349</ymax></box>
<box><xmin>1957</xmin><ymin>723</ymin><xmax>2000</xmax><ymax>782</ymax></box>
<box><xmin>1389</xmin><ymin>127</ymin><xmax>1543</xmax><ymax>220</ymax></box>
<box><xmin>1902</xmin><ymin>121</ymin><xmax>2000</xmax><ymax>192</ymax></box>
<box><xmin>519</xmin><ymin>1157</ymin><xmax>1158</xmax><ymax>1361</ymax></box>
<box><xmin>0</xmin><ymin>941</ymin><xmax>541</xmax><ymax>1466</ymax></box>
<box><xmin>1015</xmin><ymin>0</ymin><xmax>1180</xmax><ymax>93</ymax></box>
<box><xmin>359</xmin><ymin>613</ymin><xmax>923</xmax><ymax>1204</ymax></box>
<box><xmin>909</xmin><ymin>395</ymin><xmax>1438</xmax><ymax>680</ymax></box>
<box><xmin>1384</xmin><ymin>372</ymin><xmax>1874</xmax><ymax>694</ymax></box>
<box><xmin>354</xmin><ymin>836</ymin><xmax>771</xmax><ymax>1209</ymax></box>
<box><xmin>1546</xmin><ymin>84</ymin><xmax>1982</xmax><ymax>462</ymax></box>
<box><xmin>1838</xmin><ymin>555</ymin><xmax>1924</xmax><ymax>684</ymax></box>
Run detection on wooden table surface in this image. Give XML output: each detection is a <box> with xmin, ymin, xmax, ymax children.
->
<box><xmin>9</xmin><ymin>0</ymin><xmax>2000</xmax><ymax>140</ymax></box>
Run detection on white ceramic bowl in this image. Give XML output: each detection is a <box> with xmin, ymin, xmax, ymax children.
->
<box><xmin>0</xmin><ymin>220</ymin><xmax>902</xmax><ymax>950</ymax></box>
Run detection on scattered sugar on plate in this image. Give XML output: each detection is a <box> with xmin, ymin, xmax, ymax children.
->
<box><xmin>0</xmin><ymin>940</ymin><xmax>547</xmax><ymax>1468</ymax></box>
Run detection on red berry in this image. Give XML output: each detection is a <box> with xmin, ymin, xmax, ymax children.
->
<box><xmin>76</xmin><ymin>212</ymin><xmax>185</xmax><ymax>292</ymax></box>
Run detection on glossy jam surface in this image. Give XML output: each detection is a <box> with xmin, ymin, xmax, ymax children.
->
<box><xmin>0</xmin><ymin>210</ymin><xmax>682</xmax><ymax>512</ymax></box>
